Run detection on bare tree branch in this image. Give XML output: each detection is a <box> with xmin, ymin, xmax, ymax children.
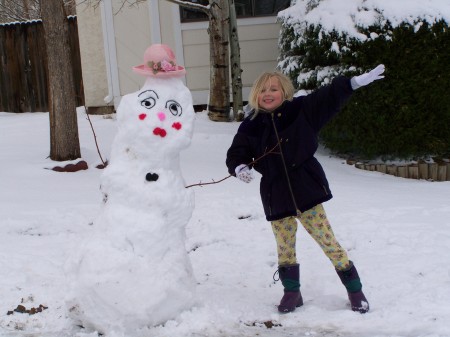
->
<box><xmin>185</xmin><ymin>141</ymin><xmax>282</xmax><ymax>188</ymax></box>
<box><xmin>0</xmin><ymin>0</ymin><xmax>40</xmax><ymax>22</ymax></box>
<box><xmin>83</xmin><ymin>107</ymin><xmax>108</xmax><ymax>168</ymax></box>
<box><xmin>75</xmin><ymin>0</ymin><xmax>209</xmax><ymax>15</ymax></box>
<box><xmin>0</xmin><ymin>0</ymin><xmax>75</xmax><ymax>23</ymax></box>
<box><xmin>164</xmin><ymin>0</ymin><xmax>210</xmax><ymax>14</ymax></box>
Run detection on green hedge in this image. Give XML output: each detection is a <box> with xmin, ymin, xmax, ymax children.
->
<box><xmin>279</xmin><ymin>19</ymin><xmax>450</xmax><ymax>160</ymax></box>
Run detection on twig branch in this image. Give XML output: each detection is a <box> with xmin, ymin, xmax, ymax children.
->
<box><xmin>163</xmin><ymin>0</ymin><xmax>210</xmax><ymax>14</ymax></box>
<box><xmin>184</xmin><ymin>174</ymin><xmax>233</xmax><ymax>188</ymax></box>
<box><xmin>84</xmin><ymin>107</ymin><xmax>108</xmax><ymax>168</ymax></box>
<box><xmin>185</xmin><ymin>140</ymin><xmax>281</xmax><ymax>188</ymax></box>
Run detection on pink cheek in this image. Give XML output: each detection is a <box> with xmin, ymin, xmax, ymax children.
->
<box><xmin>139</xmin><ymin>113</ymin><xmax>147</xmax><ymax>120</ymax></box>
<box><xmin>172</xmin><ymin>122</ymin><xmax>182</xmax><ymax>130</ymax></box>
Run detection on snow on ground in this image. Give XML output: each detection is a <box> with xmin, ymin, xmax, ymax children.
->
<box><xmin>0</xmin><ymin>110</ymin><xmax>449</xmax><ymax>337</ymax></box>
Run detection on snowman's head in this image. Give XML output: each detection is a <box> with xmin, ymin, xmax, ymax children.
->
<box><xmin>116</xmin><ymin>76</ymin><xmax>195</xmax><ymax>156</ymax></box>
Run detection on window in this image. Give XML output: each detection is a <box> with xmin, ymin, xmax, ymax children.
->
<box><xmin>180</xmin><ymin>0</ymin><xmax>290</xmax><ymax>22</ymax></box>
<box><xmin>179</xmin><ymin>0</ymin><xmax>209</xmax><ymax>22</ymax></box>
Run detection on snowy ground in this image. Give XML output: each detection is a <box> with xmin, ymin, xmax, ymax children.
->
<box><xmin>0</xmin><ymin>110</ymin><xmax>449</xmax><ymax>337</ymax></box>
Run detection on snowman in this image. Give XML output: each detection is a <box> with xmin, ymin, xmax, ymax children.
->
<box><xmin>67</xmin><ymin>44</ymin><xmax>196</xmax><ymax>336</ymax></box>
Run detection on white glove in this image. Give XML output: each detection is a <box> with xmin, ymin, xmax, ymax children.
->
<box><xmin>235</xmin><ymin>164</ymin><xmax>254</xmax><ymax>183</ymax></box>
<box><xmin>351</xmin><ymin>64</ymin><xmax>385</xmax><ymax>89</ymax></box>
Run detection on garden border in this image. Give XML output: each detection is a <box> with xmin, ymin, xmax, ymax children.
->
<box><xmin>347</xmin><ymin>160</ymin><xmax>450</xmax><ymax>181</ymax></box>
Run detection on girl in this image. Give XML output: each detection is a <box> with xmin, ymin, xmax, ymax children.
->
<box><xmin>226</xmin><ymin>65</ymin><xmax>384</xmax><ymax>313</ymax></box>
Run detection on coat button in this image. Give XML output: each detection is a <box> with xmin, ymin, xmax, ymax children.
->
<box><xmin>278</xmin><ymin>113</ymin><xmax>282</xmax><ymax>117</ymax></box>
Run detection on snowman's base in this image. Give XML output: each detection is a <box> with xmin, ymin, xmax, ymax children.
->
<box><xmin>51</xmin><ymin>160</ymin><xmax>88</xmax><ymax>172</ymax></box>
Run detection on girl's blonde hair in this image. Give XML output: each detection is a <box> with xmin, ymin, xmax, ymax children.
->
<box><xmin>248</xmin><ymin>71</ymin><xmax>295</xmax><ymax>113</ymax></box>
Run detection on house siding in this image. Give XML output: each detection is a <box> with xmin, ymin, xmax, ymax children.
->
<box><xmin>77</xmin><ymin>0</ymin><xmax>283</xmax><ymax>109</ymax></box>
<box><xmin>76</xmin><ymin>2</ymin><xmax>109</xmax><ymax>108</ymax></box>
<box><xmin>111</xmin><ymin>1</ymin><xmax>152</xmax><ymax>96</ymax></box>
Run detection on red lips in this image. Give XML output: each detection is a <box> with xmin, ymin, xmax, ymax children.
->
<box><xmin>153</xmin><ymin>127</ymin><xmax>167</xmax><ymax>137</ymax></box>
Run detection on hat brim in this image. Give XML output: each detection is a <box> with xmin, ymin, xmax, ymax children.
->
<box><xmin>132</xmin><ymin>64</ymin><xmax>186</xmax><ymax>78</ymax></box>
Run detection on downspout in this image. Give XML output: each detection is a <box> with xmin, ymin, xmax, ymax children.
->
<box><xmin>100</xmin><ymin>0</ymin><xmax>121</xmax><ymax>109</ymax></box>
<box><xmin>148</xmin><ymin>0</ymin><xmax>162</xmax><ymax>44</ymax></box>
<box><xmin>171</xmin><ymin>3</ymin><xmax>185</xmax><ymax>82</ymax></box>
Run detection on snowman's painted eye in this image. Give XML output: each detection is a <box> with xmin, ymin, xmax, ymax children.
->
<box><xmin>138</xmin><ymin>90</ymin><xmax>159</xmax><ymax>110</ymax></box>
<box><xmin>166</xmin><ymin>100</ymin><xmax>182</xmax><ymax>116</ymax></box>
<box><xmin>141</xmin><ymin>98</ymin><xmax>156</xmax><ymax>109</ymax></box>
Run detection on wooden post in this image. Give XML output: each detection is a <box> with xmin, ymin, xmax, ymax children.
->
<box><xmin>429</xmin><ymin>163</ymin><xmax>438</xmax><ymax>181</ymax></box>
<box><xmin>447</xmin><ymin>163</ymin><xmax>450</xmax><ymax>181</ymax></box>
<box><xmin>437</xmin><ymin>164</ymin><xmax>447</xmax><ymax>181</ymax></box>
<box><xmin>408</xmin><ymin>164</ymin><xmax>419</xmax><ymax>179</ymax></box>
<box><xmin>398</xmin><ymin>166</ymin><xmax>408</xmax><ymax>179</ymax></box>
<box><xmin>376</xmin><ymin>164</ymin><xmax>387</xmax><ymax>174</ymax></box>
<box><xmin>387</xmin><ymin>165</ymin><xmax>398</xmax><ymax>176</ymax></box>
<box><xmin>418</xmin><ymin>162</ymin><xmax>429</xmax><ymax>180</ymax></box>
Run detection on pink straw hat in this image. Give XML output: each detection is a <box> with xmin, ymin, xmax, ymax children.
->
<box><xmin>133</xmin><ymin>44</ymin><xmax>186</xmax><ymax>78</ymax></box>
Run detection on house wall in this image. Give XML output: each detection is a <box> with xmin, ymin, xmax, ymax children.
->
<box><xmin>180</xmin><ymin>16</ymin><xmax>282</xmax><ymax>104</ymax></box>
<box><xmin>111</xmin><ymin>1</ymin><xmax>152</xmax><ymax>95</ymax></box>
<box><xmin>75</xmin><ymin>1</ymin><xmax>110</xmax><ymax>110</ymax></box>
<box><xmin>76</xmin><ymin>0</ymin><xmax>154</xmax><ymax>111</ymax></box>
<box><xmin>76</xmin><ymin>0</ymin><xmax>283</xmax><ymax>110</ymax></box>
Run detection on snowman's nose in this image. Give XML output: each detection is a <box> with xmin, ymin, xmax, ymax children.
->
<box><xmin>157</xmin><ymin>112</ymin><xmax>166</xmax><ymax>121</ymax></box>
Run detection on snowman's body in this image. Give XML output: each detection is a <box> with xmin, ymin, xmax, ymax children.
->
<box><xmin>68</xmin><ymin>76</ymin><xmax>196</xmax><ymax>335</ymax></box>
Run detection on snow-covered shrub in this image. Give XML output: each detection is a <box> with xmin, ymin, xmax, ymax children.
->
<box><xmin>278</xmin><ymin>0</ymin><xmax>450</xmax><ymax>159</ymax></box>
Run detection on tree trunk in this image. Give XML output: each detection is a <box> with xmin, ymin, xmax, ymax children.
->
<box><xmin>229</xmin><ymin>0</ymin><xmax>243</xmax><ymax>121</ymax></box>
<box><xmin>41</xmin><ymin>0</ymin><xmax>81</xmax><ymax>161</ymax></box>
<box><xmin>207</xmin><ymin>0</ymin><xmax>230</xmax><ymax>122</ymax></box>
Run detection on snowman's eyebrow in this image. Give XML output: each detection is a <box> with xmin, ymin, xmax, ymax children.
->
<box><xmin>138</xmin><ymin>90</ymin><xmax>159</xmax><ymax>99</ymax></box>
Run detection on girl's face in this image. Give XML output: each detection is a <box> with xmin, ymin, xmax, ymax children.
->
<box><xmin>257</xmin><ymin>77</ymin><xmax>284</xmax><ymax>112</ymax></box>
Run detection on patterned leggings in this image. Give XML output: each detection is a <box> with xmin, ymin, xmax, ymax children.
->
<box><xmin>271</xmin><ymin>204</ymin><xmax>350</xmax><ymax>271</ymax></box>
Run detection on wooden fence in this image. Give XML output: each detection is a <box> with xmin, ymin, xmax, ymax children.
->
<box><xmin>0</xmin><ymin>17</ymin><xmax>84</xmax><ymax>113</ymax></box>
<box><xmin>350</xmin><ymin>160</ymin><xmax>450</xmax><ymax>181</ymax></box>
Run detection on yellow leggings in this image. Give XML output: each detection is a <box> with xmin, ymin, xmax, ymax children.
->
<box><xmin>271</xmin><ymin>204</ymin><xmax>350</xmax><ymax>271</ymax></box>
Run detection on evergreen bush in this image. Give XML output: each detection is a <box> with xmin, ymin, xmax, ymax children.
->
<box><xmin>278</xmin><ymin>17</ymin><xmax>450</xmax><ymax>160</ymax></box>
